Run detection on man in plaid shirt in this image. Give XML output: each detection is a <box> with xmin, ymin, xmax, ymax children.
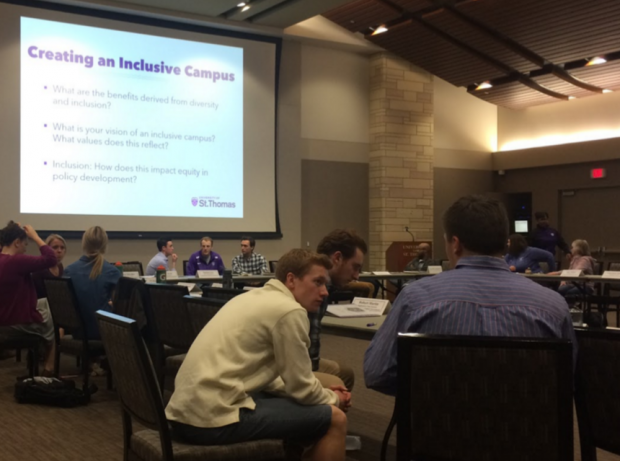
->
<box><xmin>231</xmin><ymin>236</ymin><xmax>268</xmax><ymax>275</ymax></box>
<box><xmin>310</xmin><ymin>229</ymin><xmax>367</xmax><ymax>392</ymax></box>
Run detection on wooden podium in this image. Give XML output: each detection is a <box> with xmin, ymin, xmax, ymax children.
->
<box><xmin>386</xmin><ymin>241</ymin><xmax>432</xmax><ymax>272</ymax></box>
<box><xmin>384</xmin><ymin>241</ymin><xmax>432</xmax><ymax>300</ymax></box>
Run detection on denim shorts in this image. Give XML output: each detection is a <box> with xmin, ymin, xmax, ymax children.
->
<box><xmin>170</xmin><ymin>392</ymin><xmax>332</xmax><ymax>445</ymax></box>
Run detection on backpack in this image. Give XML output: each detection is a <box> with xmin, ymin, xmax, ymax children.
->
<box><xmin>14</xmin><ymin>377</ymin><xmax>90</xmax><ymax>407</ymax></box>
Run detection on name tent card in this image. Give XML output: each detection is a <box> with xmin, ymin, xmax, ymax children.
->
<box><xmin>123</xmin><ymin>271</ymin><xmax>140</xmax><ymax>279</ymax></box>
<box><xmin>166</xmin><ymin>270</ymin><xmax>179</xmax><ymax>280</ymax></box>
<box><xmin>197</xmin><ymin>270</ymin><xmax>219</xmax><ymax>278</ymax></box>
<box><xmin>327</xmin><ymin>297</ymin><xmax>389</xmax><ymax>318</ymax></box>
<box><xmin>142</xmin><ymin>276</ymin><xmax>156</xmax><ymax>283</ymax></box>
<box><xmin>372</xmin><ymin>271</ymin><xmax>391</xmax><ymax>276</ymax></box>
<box><xmin>561</xmin><ymin>269</ymin><xmax>583</xmax><ymax>277</ymax></box>
<box><xmin>427</xmin><ymin>266</ymin><xmax>443</xmax><ymax>274</ymax></box>
<box><xmin>602</xmin><ymin>271</ymin><xmax>620</xmax><ymax>279</ymax></box>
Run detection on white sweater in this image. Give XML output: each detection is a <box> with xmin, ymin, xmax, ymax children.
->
<box><xmin>165</xmin><ymin>279</ymin><xmax>339</xmax><ymax>428</ymax></box>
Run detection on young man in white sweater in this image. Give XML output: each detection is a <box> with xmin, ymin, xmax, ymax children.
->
<box><xmin>166</xmin><ymin>249</ymin><xmax>351</xmax><ymax>461</ymax></box>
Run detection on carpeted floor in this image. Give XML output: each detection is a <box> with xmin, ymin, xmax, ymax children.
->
<box><xmin>0</xmin><ymin>333</ymin><xmax>618</xmax><ymax>461</ymax></box>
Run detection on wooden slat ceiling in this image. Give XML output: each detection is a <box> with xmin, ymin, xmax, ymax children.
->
<box><xmin>323</xmin><ymin>0</ymin><xmax>620</xmax><ymax>110</ymax></box>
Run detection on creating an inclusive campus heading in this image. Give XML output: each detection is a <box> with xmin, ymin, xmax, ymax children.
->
<box><xmin>26</xmin><ymin>46</ymin><xmax>236</xmax><ymax>83</ymax></box>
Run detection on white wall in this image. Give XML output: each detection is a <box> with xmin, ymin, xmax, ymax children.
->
<box><xmin>498</xmin><ymin>90</ymin><xmax>620</xmax><ymax>152</ymax></box>
<box><xmin>300</xmin><ymin>44</ymin><xmax>369</xmax><ymax>163</ymax></box>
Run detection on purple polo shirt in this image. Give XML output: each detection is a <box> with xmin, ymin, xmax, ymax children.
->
<box><xmin>186</xmin><ymin>250</ymin><xmax>225</xmax><ymax>276</ymax></box>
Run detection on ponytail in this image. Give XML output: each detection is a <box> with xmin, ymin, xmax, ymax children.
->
<box><xmin>82</xmin><ymin>226</ymin><xmax>108</xmax><ymax>280</ymax></box>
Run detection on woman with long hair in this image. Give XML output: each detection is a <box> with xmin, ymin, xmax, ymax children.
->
<box><xmin>0</xmin><ymin>221</ymin><xmax>58</xmax><ymax>375</ymax></box>
<box><xmin>31</xmin><ymin>233</ymin><xmax>67</xmax><ymax>299</ymax></box>
<box><xmin>504</xmin><ymin>234</ymin><xmax>556</xmax><ymax>273</ymax></box>
<box><xmin>64</xmin><ymin>226</ymin><xmax>121</xmax><ymax>341</ymax></box>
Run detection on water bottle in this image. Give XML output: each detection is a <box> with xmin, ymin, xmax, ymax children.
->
<box><xmin>115</xmin><ymin>261</ymin><xmax>123</xmax><ymax>275</ymax></box>
<box><xmin>156</xmin><ymin>265</ymin><xmax>166</xmax><ymax>284</ymax></box>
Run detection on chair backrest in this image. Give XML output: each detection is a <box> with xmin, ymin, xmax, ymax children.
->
<box><xmin>183</xmin><ymin>296</ymin><xmax>226</xmax><ymax>338</ymax></box>
<box><xmin>606</xmin><ymin>262</ymin><xmax>620</xmax><ymax>291</ymax></box>
<box><xmin>574</xmin><ymin>328</ymin><xmax>620</xmax><ymax>459</ymax></box>
<box><xmin>201</xmin><ymin>286</ymin><xmax>245</xmax><ymax>301</ymax></box>
<box><xmin>113</xmin><ymin>277</ymin><xmax>148</xmax><ymax>330</ymax></box>
<box><xmin>440</xmin><ymin>259</ymin><xmax>451</xmax><ymax>271</ymax></box>
<box><xmin>593</xmin><ymin>261</ymin><xmax>603</xmax><ymax>276</ymax></box>
<box><xmin>44</xmin><ymin>277</ymin><xmax>86</xmax><ymax>334</ymax></box>
<box><xmin>96</xmin><ymin>311</ymin><xmax>173</xmax><ymax>459</ymax></box>
<box><xmin>269</xmin><ymin>260</ymin><xmax>278</xmax><ymax>273</ymax></box>
<box><xmin>145</xmin><ymin>284</ymin><xmax>194</xmax><ymax>350</ymax></box>
<box><xmin>343</xmin><ymin>281</ymin><xmax>374</xmax><ymax>298</ymax></box>
<box><xmin>183</xmin><ymin>260</ymin><xmax>189</xmax><ymax>275</ymax></box>
<box><xmin>121</xmin><ymin>261</ymin><xmax>144</xmax><ymax>276</ymax></box>
<box><xmin>396</xmin><ymin>334</ymin><xmax>573</xmax><ymax>461</ymax></box>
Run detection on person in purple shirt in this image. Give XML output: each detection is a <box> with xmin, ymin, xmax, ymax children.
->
<box><xmin>505</xmin><ymin>233</ymin><xmax>556</xmax><ymax>273</ymax></box>
<box><xmin>529</xmin><ymin>211</ymin><xmax>570</xmax><ymax>258</ymax></box>
<box><xmin>364</xmin><ymin>195</ymin><xmax>576</xmax><ymax>396</ymax></box>
<box><xmin>186</xmin><ymin>236</ymin><xmax>225</xmax><ymax>276</ymax></box>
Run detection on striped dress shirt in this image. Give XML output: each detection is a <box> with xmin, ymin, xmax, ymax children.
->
<box><xmin>364</xmin><ymin>255</ymin><xmax>576</xmax><ymax>396</ymax></box>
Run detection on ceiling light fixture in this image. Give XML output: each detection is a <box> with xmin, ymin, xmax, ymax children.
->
<box><xmin>586</xmin><ymin>56</ymin><xmax>607</xmax><ymax>66</ymax></box>
<box><xmin>475</xmin><ymin>81</ymin><xmax>493</xmax><ymax>90</ymax></box>
<box><xmin>371</xmin><ymin>25</ymin><xmax>388</xmax><ymax>35</ymax></box>
<box><xmin>241</xmin><ymin>5</ymin><xmax>250</xmax><ymax>12</ymax></box>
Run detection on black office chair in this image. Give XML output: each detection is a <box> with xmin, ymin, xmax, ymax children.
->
<box><xmin>183</xmin><ymin>296</ymin><xmax>226</xmax><ymax>338</ymax></box>
<box><xmin>574</xmin><ymin>327</ymin><xmax>620</xmax><ymax>461</ymax></box>
<box><xmin>268</xmin><ymin>260</ymin><xmax>278</xmax><ymax>273</ymax></box>
<box><xmin>390</xmin><ymin>333</ymin><xmax>573</xmax><ymax>461</ymax></box>
<box><xmin>182</xmin><ymin>260</ymin><xmax>189</xmax><ymax>275</ymax></box>
<box><xmin>201</xmin><ymin>286</ymin><xmax>245</xmax><ymax>301</ymax></box>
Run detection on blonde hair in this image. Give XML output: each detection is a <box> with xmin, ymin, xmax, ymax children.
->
<box><xmin>572</xmin><ymin>239</ymin><xmax>591</xmax><ymax>256</ymax></box>
<box><xmin>45</xmin><ymin>234</ymin><xmax>67</xmax><ymax>247</ymax></box>
<box><xmin>275</xmin><ymin>249</ymin><xmax>332</xmax><ymax>283</ymax></box>
<box><xmin>82</xmin><ymin>226</ymin><xmax>108</xmax><ymax>280</ymax></box>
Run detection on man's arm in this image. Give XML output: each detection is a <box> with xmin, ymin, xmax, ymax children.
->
<box><xmin>186</xmin><ymin>256</ymin><xmax>197</xmax><ymax>276</ymax></box>
<box><xmin>556</xmin><ymin>230</ymin><xmax>571</xmax><ymax>255</ymax></box>
<box><xmin>260</xmin><ymin>256</ymin><xmax>268</xmax><ymax>274</ymax></box>
<box><xmin>272</xmin><ymin>310</ymin><xmax>339</xmax><ymax>406</ymax></box>
<box><xmin>364</xmin><ymin>293</ymin><xmax>413</xmax><ymax>396</ymax></box>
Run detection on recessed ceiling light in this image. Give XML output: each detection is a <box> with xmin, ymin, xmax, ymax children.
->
<box><xmin>586</xmin><ymin>57</ymin><xmax>607</xmax><ymax>66</ymax></box>
<box><xmin>237</xmin><ymin>2</ymin><xmax>246</xmax><ymax>6</ymax></box>
<box><xmin>568</xmin><ymin>96</ymin><xmax>576</xmax><ymax>100</ymax></box>
<box><xmin>241</xmin><ymin>5</ymin><xmax>250</xmax><ymax>11</ymax></box>
<box><xmin>475</xmin><ymin>81</ymin><xmax>493</xmax><ymax>90</ymax></box>
<box><xmin>371</xmin><ymin>25</ymin><xmax>388</xmax><ymax>35</ymax></box>
<box><xmin>603</xmin><ymin>89</ymin><xmax>613</xmax><ymax>93</ymax></box>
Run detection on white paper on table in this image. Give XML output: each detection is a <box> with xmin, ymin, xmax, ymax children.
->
<box><xmin>177</xmin><ymin>282</ymin><xmax>196</xmax><ymax>293</ymax></box>
<box><xmin>123</xmin><ymin>271</ymin><xmax>140</xmax><ymax>279</ymax></box>
<box><xmin>166</xmin><ymin>270</ymin><xmax>179</xmax><ymax>280</ymax></box>
<box><xmin>372</xmin><ymin>271</ymin><xmax>391</xmax><ymax>276</ymax></box>
<box><xmin>327</xmin><ymin>297</ymin><xmax>389</xmax><ymax>318</ymax></box>
<box><xmin>427</xmin><ymin>266</ymin><xmax>443</xmax><ymax>274</ymax></box>
<box><xmin>197</xmin><ymin>270</ymin><xmax>220</xmax><ymax>278</ymax></box>
<box><xmin>561</xmin><ymin>269</ymin><xmax>583</xmax><ymax>277</ymax></box>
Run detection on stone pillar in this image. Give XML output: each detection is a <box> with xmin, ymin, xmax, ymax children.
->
<box><xmin>368</xmin><ymin>53</ymin><xmax>434</xmax><ymax>270</ymax></box>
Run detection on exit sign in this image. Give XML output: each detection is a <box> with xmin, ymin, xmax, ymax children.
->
<box><xmin>591</xmin><ymin>168</ymin><xmax>606</xmax><ymax>179</ymax></box>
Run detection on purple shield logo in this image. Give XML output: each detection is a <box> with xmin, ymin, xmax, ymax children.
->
<box><xmin>191</xmin><ymin>197</ymin><xmax>198</xmax><ymax>206</ymax></box>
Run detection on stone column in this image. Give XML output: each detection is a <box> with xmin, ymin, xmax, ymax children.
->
<box><xmin>368</xmin><ymin>53</ymin><xmax>434</xmax><ymax>270</ymax></box>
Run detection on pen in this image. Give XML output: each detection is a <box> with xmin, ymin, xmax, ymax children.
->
<box><xmin>366</xmin><ymin>322</ymin><xmax>376</xmax><ymax>327</ymax></box>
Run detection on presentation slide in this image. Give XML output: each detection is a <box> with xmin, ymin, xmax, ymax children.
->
<box><xmin>0</xmin><ymin>2</ymin><xmax>279</xmax><ymax>235</ymax></box>
<box><xmin>21</xmin><ymin>17</ymin><xmax>243</xmax><ymax>218</ymax></box>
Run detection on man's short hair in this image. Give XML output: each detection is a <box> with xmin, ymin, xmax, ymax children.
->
<box><xmin>156</xmin><ymin>237</ymin><xmax>171</xmax><ymax>252</ymax></box>
<box><xmin>241</xmin><ymin>236</ymin><xmax>255</xmax><ymax>248</ymax></box>
<box><xmin>534</xmin><ymin>211</ymin><xmax>548</xmax><ymax>220</ymax></box>
<box><xmin>275</xmin><ymin>249</ymin><xmax>333</xmax><ymax>283</ymax></box>
<box><xmin>201</xmin><ymin>236</ymin><xmax>213</xmax><ymax>245</ymax></box>
<box><xmin>317</xmin><ymin>229</ymin><xmax>368</xmax><ymax>259</ymax></box>
<box><xmin>443</xmin><ymin>195</ymin><xmax>508</xmax><ymax>256</ymax></box>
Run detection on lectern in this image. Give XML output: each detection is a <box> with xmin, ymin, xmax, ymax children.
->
<box><xmin>385</xmin><ymin>241</ymin><xmax>433</xmax><ymax>272</ymax></box>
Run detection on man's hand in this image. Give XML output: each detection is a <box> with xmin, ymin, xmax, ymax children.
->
<box><xmin>330</xmin><ymin>385</ymin><xmax>352</xmax><ymax>412</ymax></box>
<box><xmin>171</xmin><ymin>253</ymin><xmax>178</xmax><ymax>262</ymax></box>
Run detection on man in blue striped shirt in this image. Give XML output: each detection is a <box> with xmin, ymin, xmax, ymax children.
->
<box><xmin>364</xmin><ymin>195</ymin><xmax>576</xmax><ymax>396</ymax></box>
